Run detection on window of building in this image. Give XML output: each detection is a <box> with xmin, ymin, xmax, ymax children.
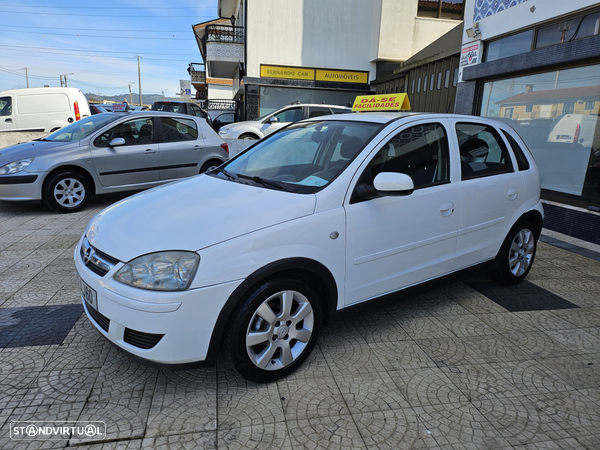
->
<box><xmin>444</xmin><ymin>70</ymin><xmax>450</xmax><ymax>88</ymax></box>
<box><xmin>417</xmin><ymin>77</ymin><xmax>421</xmax><ymax>94</ymax></box>
<box><xmin>536</xmin><ymin>11</ymin><xmax>600</xmax><ymax>49</ymax></box>
<box><xmin>452</xmin><ymin>68</ymin><xmax>459</xmax><ymax>87</ymax></box>
<box><xmin>479</xmin><ymin>63</ymin><xmax>600</xmax><ymax>207</ymax></box>
<box><xmin>526</xmin><ymin>105</ymin><xmax>533</xmax><ymax>113</ymax></box>
<box><xmin>437</xmin><ymin>72</ymin><xmax>442</xmax><ymax>90</ymax></box>
<box><xmin>485</xmin><ymin>30</ymin><xmax>533</xmax><ymax>62</ymax></box>
<box><xmin>417</xmin><ymin>0</ymin><xmax>464</xmax><ymax>20</ymax></box>
<box><xmin>412</xmin><ymin>79</ymin><xmax>416</xmax><ymax>94</ymax></box>
<box><xmin>423</xmin><ymin>75</ymin><xmax>428</xmax><ymax>92</ymax></box>
<box><xmin>430</xmin><ymin>73</ymin><xmax>435</xmax><ymax>91</ymax></box>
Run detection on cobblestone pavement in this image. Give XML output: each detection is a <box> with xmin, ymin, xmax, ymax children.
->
<box><xmin>1</xmin><ymin>196</ymin><xmax>599</xmax><ymax>450</ymax></box>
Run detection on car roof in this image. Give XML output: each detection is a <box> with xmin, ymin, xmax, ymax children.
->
<box><xmin>301</xmin><ymin>112</ymin><xmax>515</xmax><ymax>126</ymax></box>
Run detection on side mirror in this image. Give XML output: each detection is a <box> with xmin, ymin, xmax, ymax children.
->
<box><xmin>269</xmin><ymin>116</ymin><xmax>279</xmax><ymax>123</ymax></box>
<box><xmin>373</xmin><ymin>172</ymin><xmax>415</xmax><ymax>196</ymax></box>
<box><xmin>109</xmin><ymin>137</ymin><xmax>126</xmax><ymax>147</ymax></box>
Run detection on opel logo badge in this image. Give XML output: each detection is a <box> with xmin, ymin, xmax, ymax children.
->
<box><xmin>83</xmin><ymin>238</ymin><xmax>93</xmax><ymax>266</ymax></box>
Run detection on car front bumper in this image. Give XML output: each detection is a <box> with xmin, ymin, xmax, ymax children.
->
<box><xmin>74</xmin><ymin>237</ymin><xmax>243</xmax><ymax>366</ymax></box>
<box><xmin>0</xmin><ymin>172</ymin><xmax>44</xmax><ymax>201</ymax></box>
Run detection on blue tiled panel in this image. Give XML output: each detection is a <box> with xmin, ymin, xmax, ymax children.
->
<box><xmin>474</xmin><ymin>0</ymin><xmax>528</xmax><ymax>22</ymax></box>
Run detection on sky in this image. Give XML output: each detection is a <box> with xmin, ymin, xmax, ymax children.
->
<box><xmin>0</xmin><ymin>0</ymin><xmax>218</xmax><ymax>99</ymax></box>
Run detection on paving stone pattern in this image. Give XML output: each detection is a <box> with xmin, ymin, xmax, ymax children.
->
<box><xmin>1</xmin><ymin>195</ymin><xmax>599</xmax><ymax>449</ymax></box>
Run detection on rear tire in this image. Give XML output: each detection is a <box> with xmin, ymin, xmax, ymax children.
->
<box><xmin>223</xmin><ymin>275</ymin><xmax>322</xmax><ymax>383</ymax></box>
<box><xmin>494</xmin><ymin>222</ymin><xmax>537</xmax><ymax>285</ymax></box>
<box><xmin>43</xmin><ymin>171</ymin><xmax>90</xmax><ymax>213</ymax></box>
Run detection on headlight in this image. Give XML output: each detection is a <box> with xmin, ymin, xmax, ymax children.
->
<box><xmin>114</xmin><ymin>251</ymin><xmax>199</xmax><ymax>291</ymax></box>
<box><xmin>0</xmin><ymin>158</ymin><xmax>34</xmax><ymax>175</ymax></box>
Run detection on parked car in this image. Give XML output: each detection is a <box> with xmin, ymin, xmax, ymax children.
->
<box><xmin>0</xmin><ymin>111</ymin><xmax>229</xmax><ymax>213</ymax></box>
<box><xmin>548</xmin><ymin>114</ymin><xmax>600</xmax><ymax>150</ymax></box>
<box><xmin>151</xmin><ymin>101</ymin><xmax>213</xmax><ymax>128</ymax></box>
<box><xmin>75</xmin><ymin>112</ymin><xmax>543</xmax><ymax>382</ymax></box>
<box><xmin>217</xmin><ymin>102</ymin><xmax>352</xmax><ymax>140</ymax></box>
<box><xmin>211</xmin><ymin>111</ymin><xmax>237</xmax><ymax>132</ymax></box>
<box><xmin>89</xmin><ymin>104</ymin><xmax>110</xmax><ymax>115</ymax></box>
<box><xmin>0</xmin><ymin>87</ymin><xmax>91</xmax><ymax>132</ymax></box>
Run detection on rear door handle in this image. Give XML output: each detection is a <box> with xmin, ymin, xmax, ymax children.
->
<box><xmin>439</xmin><ymin>202</ymin><xmax>455</xmax><ymax>217</ymax></box>
<box><xmin>508</xmin><ymin>188</ymin><xmax>518</xmax><ymax>201</ymax></box>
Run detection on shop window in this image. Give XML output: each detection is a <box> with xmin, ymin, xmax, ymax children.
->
<box><xmin>417</xmin><ymin>0</ymin><xmax>463</xmax><ymax>20</ymax></box>
<box><xmin>485</xmin><ymin>30</ymin><xmax>533</xmax><ymax>62</ymax></box>
<box><xmin>478</xmin><ymin>64</ymin><xmax>600</xmax><ymax>207</ymax></box>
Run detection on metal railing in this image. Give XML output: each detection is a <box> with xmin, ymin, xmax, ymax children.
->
<box><xmin>188</xmin><ymin>63</ymin><xmax>206</xmax><ymax>83</ymax></box>
<box><xmin>201</xmin><ymin>25</ymin><xmax>245</xmax><ymax>55</ymax></box>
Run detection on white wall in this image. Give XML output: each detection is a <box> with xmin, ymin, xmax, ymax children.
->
<box><xmin>208</xmin><ymin>84</ymin><xmax>234</xmax><ymax>100</ymax></box>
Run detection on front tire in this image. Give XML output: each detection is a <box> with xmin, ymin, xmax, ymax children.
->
<box><xmin>200</xmin><ymin>159</ymin><xmax>223</xmax><ymax>173</ymax></box>
<box><xmin>239</xmin><ymin>133</ymin><xmax>258</xmax><ymax>140</ymax></box>
<box><xmin>495</xmin><ymin>223</ymin><xmax>537</xmax><ymax>285</ymax></box>
<box><xmin>224</xmin><ymin>276</ymin><xmax>322</xmax><ymax>383</ymax></box>
<box><xmin>43</xmin><ymin>171</ymin><xmax>90</xmax><ymax>213</ymax></box>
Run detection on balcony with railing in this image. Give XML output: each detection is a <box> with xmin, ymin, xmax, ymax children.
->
<box><xmin>201</xmin><ymin>25</ymin><xmax>245</xmax><ymax>79</ymax></box>
<box><xmin>188</xmin><ymin>63</ymin><xmax>206</xmax><ymax>84</ymax></box>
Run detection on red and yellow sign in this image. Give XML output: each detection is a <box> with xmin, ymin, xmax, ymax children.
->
<box><xmin>352</xmin><ymin>94</ymin><xmax>411</xmax><ymax>112</ymax></box>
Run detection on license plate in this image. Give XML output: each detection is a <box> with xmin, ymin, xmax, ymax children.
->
<box><xmin>76</xmin><ymin>271</ymin><xmax>98</xmax><ymax>311</ymax></box>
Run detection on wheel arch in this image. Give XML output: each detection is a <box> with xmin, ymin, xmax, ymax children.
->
<box><xmin>43</xmin><ymin>165</ymin><xmax>97</xmax><ymax>197</ymax></box>
<box><xmin>204</xmin><ymin>257</ymin><xmax>338</xmax><ymax>363</ymax></box>
<box><xmin>512</xmin><ymin>209</ymin><xmax>544</xmax><ymax>240</ymax></box>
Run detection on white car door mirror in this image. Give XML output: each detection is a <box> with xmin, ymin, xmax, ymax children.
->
<box><xmin>109</xmin><ymin>137</ymin><xmax>126</xmax><ymax>147</ymax></box>
<box><xmin>373</xmin><ymin>172</ymin><xmax>414</xmax><ymax>196</ymax></box>
<box><xmin>269</xmin><ymin>116</ymin><xmax>279</xmax><ymax>123</ymax></box>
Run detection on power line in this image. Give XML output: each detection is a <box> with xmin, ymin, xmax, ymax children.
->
<box><xmin>0</xmin><ymin>24</ymin><xmax>200</xmax><ymax>33</ymax></box>
<box><xmin>0</xmin><ymin>9</ymin><xmax>212</xmax><ymax>18</ymax></box>
<box><xmin>4</xmin><ymin>44</ymin><xmax>194</xmax><ymax>58</ymax></box>
<box><xmin>2</xmin><ymin>4</ymin><xmax>215</xmax><ymax>9</ymax></box>
<box><xmin>2</xmin><ymin>29</ymin><xmax>195</xmax><ymax>41</ymax></box>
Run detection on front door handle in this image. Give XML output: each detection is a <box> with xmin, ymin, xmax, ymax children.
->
<box><xmin>4</xmin><ymin>118</ymin><xmax>12</xmax><ymax>123</ymax></box>
<box><xmin>144</xmin><ymin>149</ymin><xmax>156</xmax><ymax>155</ymax></box>
<box><xmin>439</xmin><ymin>202</ymin><xmax>455</xmax><ymax>217</ymax></box>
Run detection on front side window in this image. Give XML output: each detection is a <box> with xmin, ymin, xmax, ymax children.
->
<box><xmin>0</xmin><ymin>96</ymin><xmax>11</xmax><ymax>116</ymax></box>
<box><xmin>456</xmin><ymin>123</ymin><xmax>512</xmax><ymax>180</ymax></box>
<box><xmin>221</xmin><ymin>121</ymin><xmax>381</xmax><ymax>193</ymax></box>
<box><xmin>270</xmin><ymin>107</ymin><xmax>303</xmax><ymax>123</ymax></box>
<box><xmin>361</xmin><ymin>123</ymin><xmax>450</xmax><ymax>190</ymax></box>
<box><xmin>161</xmin><ymin>117</ymin><xmax>198</xmax><ymax>142</ymax></box>
<box><xmin>95</xmin><ymin>117</ymin><xmax>155</xmax><ymax>147</ymax></box>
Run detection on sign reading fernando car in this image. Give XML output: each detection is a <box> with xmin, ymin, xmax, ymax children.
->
<box><xmin>352</xmin><ymin>93</ymin><xmax>411</xmax><ymax>112</ymax></box>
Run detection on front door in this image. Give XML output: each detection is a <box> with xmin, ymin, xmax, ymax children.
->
<box><xmin>345</xmin><ymin>120</ymin><xmax>460</xmax><ymax>305</ymax></box>
<box><xmin>0</xmin><ymin>96</ymin><xmax>15</xmax><ymax>131</ymax></box>
<box><xmin>91</xmin><ymin>117</ymin><xmax>160</xmax><ymax>187</ymax></box>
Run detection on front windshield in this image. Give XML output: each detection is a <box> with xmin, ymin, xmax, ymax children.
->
<box><xmin>44</xmin><ymin>113</ymin><xmax>122</xmax><ymax>142</ymax></box>
<box><xmin>221</xmin><ymin>120</ymin><xmax>381</xmax><ymax>193</ymax></box>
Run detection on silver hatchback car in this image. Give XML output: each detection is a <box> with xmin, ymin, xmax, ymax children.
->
<box><xmin>0</xmin><ymin>111</ymin><xmax>229</xmax><ymax>212</ymax></box>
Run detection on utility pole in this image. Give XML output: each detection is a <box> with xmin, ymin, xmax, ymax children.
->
<box><xmin>137</xmin><ymin>56</ymin><xmax>142</xmax><ymax>106</ymax></box>
<box><xmin>25</xmin><ymin>68</ymin><xmax>29</xmax><ymax>88</ymax></box>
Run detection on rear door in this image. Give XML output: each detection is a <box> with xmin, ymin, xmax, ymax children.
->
<box><xmin>450</xmin><ymin>119</ymin><xmax>526</xmax><ymax>269</ymax></box>
<box><xmin>91</xmin><ymin>116</ymin><xmax>160</xmax><ymax>187</ymax></box>
<box><xmin>158</xmin><ymin>116</ymin><xmax>206</xmax><ymax>180</ymax></box>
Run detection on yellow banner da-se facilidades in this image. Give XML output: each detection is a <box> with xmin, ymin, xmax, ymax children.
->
<box><xmin>352</xmin><ymin>94</ymin><xmax>411</xmax><ymax>112</ymax></box>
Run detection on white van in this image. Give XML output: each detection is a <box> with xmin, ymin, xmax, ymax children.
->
<box><xmin>0</xmin><ymin>87</ymin><xmax>91</xmax><ymax>132</ymax></box>
<box><xmin>548</xmin><ymin>114</ymin><xmax>600</xmax><ymax>150</ymax></box>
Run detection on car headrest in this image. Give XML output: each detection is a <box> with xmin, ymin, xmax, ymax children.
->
<box><xmin>460</xmin><ymin>138</ymin><xmax>489</xmax><ymax>160</ymax></box>
<box><xmin>340</xmin><ymin>136</ymin><xmax>364</xmax><ymax>159</ymax></box>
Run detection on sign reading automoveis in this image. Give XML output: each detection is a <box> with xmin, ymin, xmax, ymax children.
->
<box><xmin>260</xmin><ymin>65</ymin><xmax>369</xmax><ymax>84</ymax></box>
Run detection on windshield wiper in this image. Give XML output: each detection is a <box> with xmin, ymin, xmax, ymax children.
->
<box><xmin>236</xmin><ymin>173</ymin><xmax>297</xmax><ymax>192</ymax></box>
<box><xmin>211</xmin><ymin>166</ymin><xmax>236</xmax><ymax>180</ymax></box>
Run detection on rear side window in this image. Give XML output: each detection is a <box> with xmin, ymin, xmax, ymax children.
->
<box><xmin>271</xmin><ymin>107</ymin><xmax>303</xmax><ymax>123</ymax></box>
<box><xmin>308</xmin><ymin>107</ymin><xmax>331</xmax><ymax>118</ymax></box>
<box><xmin>190</xmin><ymin>104</ymin><xmax>206</xmax><ymax>118</ymax></box>
<box><xmin>161</xmin><ymin>117</ymin><xmax>198</xmax><ymax>142</ymax></box>
<box><xmin>502</xmin><ymin>130</ymin><xmax>530</xmax><ymax>171</ymax></box>
<box><xmin>456</xmin><ymin>123</ymin><xmax>513</xmax><ymax>180</ymax></box>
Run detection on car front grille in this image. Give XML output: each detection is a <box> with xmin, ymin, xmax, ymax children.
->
<box><xmin>80</xmin><ymin>237</ymin><xmax>120</xmax><ymax>277</ymax></box>
<box><xmin>123</xmin><ymin>328</ymin><xmax>164</xmax><ymax>349</ymax></box>
<box><xmin>87</xmin><ymin>305</ymin><xmax>110</xmax><ymax>332</ymax></box>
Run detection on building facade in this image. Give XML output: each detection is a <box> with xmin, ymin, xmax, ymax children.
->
<box><xmin>194</xmin><ymin>0</ymin><xmax>464</xmax><ymax>121</ymax></box>
<box><xmin>455</xmin><ymin>0</ymin><xmax>600</xmax><ymax>244</ymax></box>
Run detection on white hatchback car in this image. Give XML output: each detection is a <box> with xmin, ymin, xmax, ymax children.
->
<box><xmin>218</xmin><ymin>102</ymin><xmax>351</xmax><ymax>140</ymax></box>
<box><xmin>75</xmin><ymin>112</ymin><xmax>543</xmax><ymax>382</ymax></box>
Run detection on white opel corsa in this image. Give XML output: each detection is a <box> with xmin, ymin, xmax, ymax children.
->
<box><xmin>75</xmin><ymin>112</ymin><xmax>544</xmax><ymax>382</ymax></box>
